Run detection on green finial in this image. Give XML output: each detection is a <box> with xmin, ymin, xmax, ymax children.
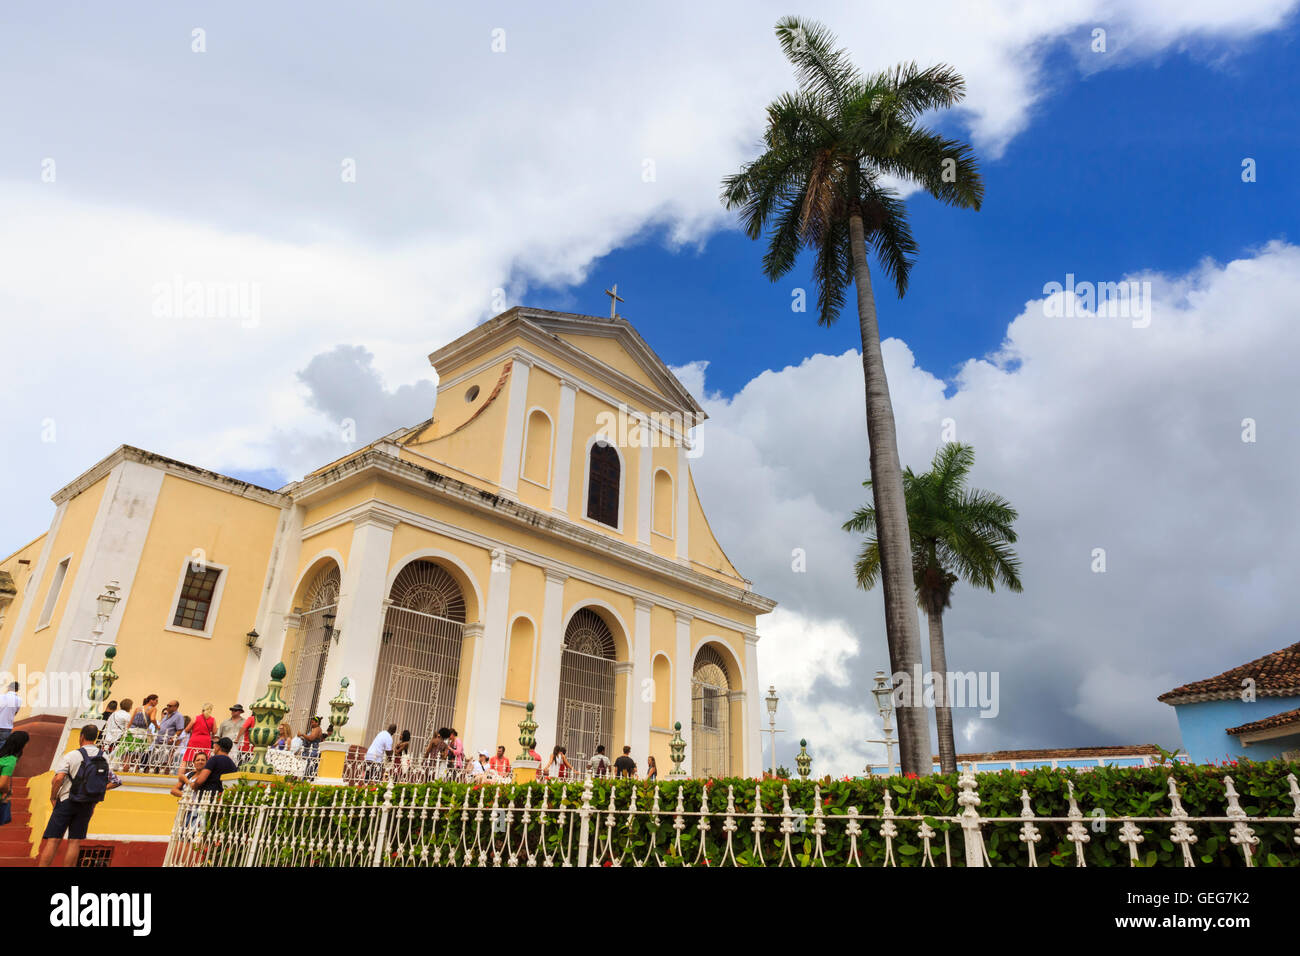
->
<box><xmin>668</xmin><ymin>720</ymin><xmax>687</xmax><ymax>778</ymax></box>
<box><xmin>796</xmin><ymin>739</ymin><xmax>812</xmax><ymax>780</ymax></box>
<box><xmin>517</xmin><ymin>701</ymin><xmax>538</xmax><ymax>760</ymax></box>
<box><xmin>246</xmin><ymin>662</ymin><xmax>290</xmax><ymax>774</ymax></box>
<box><xmin>80</xmin><ymin>645</ymin><xmax>119</xmax><ymax>720</ymax></box>
<box><xmin>326</xmin><ymin>676</ymin><xmax>353</xmax><ymax>742</ymax></box>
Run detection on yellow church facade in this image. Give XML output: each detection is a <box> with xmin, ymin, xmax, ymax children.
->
<box><xmin>0</xmin><ymin>307</ymin><xmax>775</xmax><ymax>778</ymax></box>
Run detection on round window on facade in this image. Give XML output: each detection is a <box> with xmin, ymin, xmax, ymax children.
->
<box><xmin>465</xmin><ymin>385</ymin><xmax>480</xmax><ymax>402</ymax></box>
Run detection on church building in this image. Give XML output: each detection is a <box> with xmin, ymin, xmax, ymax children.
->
<box><xmin>0</xmin><ymin>307</ymin><xmax>775</xmax><ymax>778</ymax></box>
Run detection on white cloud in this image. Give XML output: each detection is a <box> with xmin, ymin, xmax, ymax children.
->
<box><xmin>1</xmin><ymin>2</ymin><xmax>1296</xmax><ymax>774</ymax></box>
<box><xmin>691</xmin><ymin>242</ymin><xmax>1300</xmax><ymax>773</ymax></box>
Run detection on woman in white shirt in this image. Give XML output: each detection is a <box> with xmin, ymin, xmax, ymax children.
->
<box><xmin>101</xmin><ymin>702</ymin><xmax>131</xmax><ymax>750</ymax></box>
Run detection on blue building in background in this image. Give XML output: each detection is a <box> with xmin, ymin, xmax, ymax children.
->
<box><xmin>1159</xmin><ymin>641</ymin><xmax>1300</xmax><ymax>764</ymax></box>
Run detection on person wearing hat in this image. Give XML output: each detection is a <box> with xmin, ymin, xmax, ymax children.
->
<box><xmin>216</xmin><ymin>705</ymin><xmax>245</xmax><ymax>748</ymax></box>
<box><xmin>468</xmin><ymin>749</ymin><xmax>490</xmax><ymax>783</ymax></box>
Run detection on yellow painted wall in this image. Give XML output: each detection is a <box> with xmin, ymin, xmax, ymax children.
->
<box><xmin>554</xmin><ymin>333</ymin><xmax>663</xmax><ymax>393</ymax></box>
<box><xmin>111</xmin><ymin>474</ymin><xmax>282</xmax><ymax>719</ymax></box>
<box><xmin>7</xmin><ymin>476</ymin><xmax>109</xmax><ymax>674</ymax></box>
<box><xmin>0</xmin><ymin>534</ymin><xmax>47</xmax><ymax>656</ymax></box>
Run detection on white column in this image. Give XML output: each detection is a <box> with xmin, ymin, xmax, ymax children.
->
<box><xmin>238</xmin><ymin>503</ymin><xmax>304</xmax><ymax>705</ymax></box>
<box><xmin>674</xmin><ymin>610</ymin><xmax>693</xmax><ymax>775</ymax></box>
<box><xmin>629</xmin><ymin>598</ymin><xmax>653</xmax><ymax>761</ymax></box>
<box><xmin>530</xmin><ymin>569</ymin><xmax>568</xmax><ymax>751</ymax></box>
<box><xmin>317</xmin><ymin>511</ymin><xmax>397</xmax><ymax>746</ymax></box>
<box><xmin>636</xmin><ymin>423</ymin><xmax>652</xmax><ymax>547</ymax></box>
<box><xmin>675</xmin><ymin>444</ymin><xmax>690</xmax><ymax>562</ymax></box>
<box><xmin>551</xmin><ymin>379</ymin><xmax>578</xmax><ymax>516</ymax></box>
<box><xmin>49</xmin><ymin>460</ymin><xmax>165</xmax><ymax>702</ymax></box>
<box><xmin>498</xmin><ymin>357</ymin><xmax>532</xmax><ymax>498</ymax></box>
<box><xmin>464</xmin><ymin>548</ymin><xmax>513</xmax><ymax>752</ymax></box>
<box><xmin>743</xmin><ymin>630</ymin><xmax>763</xmax><ymax>778</ymax></box>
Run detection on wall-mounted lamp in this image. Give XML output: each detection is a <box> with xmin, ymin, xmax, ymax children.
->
<box><xmin>246</xmin><ymin>628</ymin><xmax>262</xmax><ymax>657</ymax></box>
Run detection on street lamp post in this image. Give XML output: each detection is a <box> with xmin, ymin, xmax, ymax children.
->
<box><xmin>867</xmin><ymin>670</ymin><xmax>899</xmax><ymax>777</ymax></box>
<box><xmin>763</xmin><ymin>684</ymin><xmax>784</xmax><ymax>778</ymax></box>
<box><xmin>74</xmin><ymin>581</ymin><xmax>121</xmax><ymax>718</ymax></box>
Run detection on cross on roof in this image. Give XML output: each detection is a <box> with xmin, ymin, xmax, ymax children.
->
<box><xmin>604</xmin><ymin>284</ymin><xmax>625</xmax><ymax>319</ymax></box>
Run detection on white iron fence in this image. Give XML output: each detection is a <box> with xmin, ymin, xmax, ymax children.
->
<box><xmin>163</xmin><ymin>765</ymin><xmax>1300</xmax><ymax>868</ymax></box>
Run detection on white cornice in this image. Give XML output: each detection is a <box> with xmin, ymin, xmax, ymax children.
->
<box><xmin>295</xmin><ymin>455</ymin><xmax>774</xmax><ymax>626</ymax></box>
<box><xmin>52</xmin><ymin>445</ymin><xmax>292</xmax><ymax>509</ymax></box>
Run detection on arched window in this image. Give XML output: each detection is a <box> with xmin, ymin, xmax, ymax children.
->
<box><xmin>366</xmin><ymin>561</ymin><xmax>467</xmax><ymax>753</ymax></box>
<box><xmin>586</xmin><ymin>440</ymin><xmax>621</xmax><ymax>528</ymax></box>
<box><xmin>692</xmin><ymin>645</ymin><xmax>732</xmax><ymax>778</ymax></box>
<box><xmin>652</xmin><ymin>469</ymin><xmax>674</xmax><ymax>537</ymax></box>
<box><xmin>557</xmin><ymin>608</ymin><xmax>617</xmax><ymax>769</ymax></box>
<box><xmin>285</xmin><ymin>563</ymin><xmax>340</xmax><ymax>733</ymax></box>
<box><xmin>522</xmin><ymin>409</ymin><xmax>552</xmax><ymax>486</ymax></box>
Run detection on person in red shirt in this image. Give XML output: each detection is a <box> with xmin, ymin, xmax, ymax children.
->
<box><xmin>488</xmin><ymin>745</ymin><xmax>511</xmax><ymax>775</ymax></box>
<box><xmin>239</xmin><ymin>711</ymin><xmax>255</xmax><ymax>754</ymax></box>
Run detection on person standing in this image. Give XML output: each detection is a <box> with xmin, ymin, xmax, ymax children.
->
<box><xmin>541</xmin><ymin>745</ymin><xmax>571</xmax><ymax>780</ymax></box>
<box><xmin>299</xmin><ymin>717</ymin><xmax>324</xmax><ymax>777</ymax></box>
<box><xmin>101</xmin><ymin>699</ymin><xmax>131</xmax><ymax>752</ymax></box>
<box><xmin>182</xmin><ymin>703</ymin><xmax>216</xmax><ymax>764</ymax></box>
<box><xmin>645</xmin><ymin>755</ymin><xmax>658</xmax><ymax>782</ymax></box>
<box><xmin>151</xmin><ymin>700</ymin><xmax>185</xmax><ymax>772</ymax></box>
<box><xmin>588</xmin><ymin>744</ymin><xmax>611</xmax><ymax>778</ymax></box>
<box><xmin>0</xmin><ymin>731</ymin><xmax>30</xmax><ymax>810</ymax></box>
<box><xmin>445</xmin><ymin>727</ymin><xmax>464</xmax><ymax>770</ymax></box>
<box><xmin>364</xmin><ymin>724</ymin><xmax>395</xmax><ymax>781</ymax></box>
<box><xmin>38</xmin><ymin>724</ymin><xmax>119</xmax><ymax>867</ymax></box>
<box><xmin>0</xmin><ymin>681</ymin><xmax>21</xmax><ymax>750</ymax></box>
<box><xmin>217</xmin><ymin>704</ymin><xmax>245</xmax><ymax>744</ymax></box>
<box><xmin>614</xmin><ymin>745</ymin><xmax>637</xmax><ymax>779</ymax></box>
<box><xmin>488</xmin><ymin>745</ymin><xmax>511</xmax><ymax>776</ymax></box>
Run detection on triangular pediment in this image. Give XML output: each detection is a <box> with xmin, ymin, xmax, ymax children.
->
<box><xmin>428</xmin><ymin>307</ymin><xmax>706</xmax><ymax>421</ymax></box>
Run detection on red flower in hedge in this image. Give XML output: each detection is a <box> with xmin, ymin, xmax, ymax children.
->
<box><xmin>904</xmin><ymin>772</ymin><xmax>918</xmax><ymax>780</ymax></box>
<box><xmin>602</xmin><ymin>860</ymin><xmax>612</xmax><ymax>867</ymax></box>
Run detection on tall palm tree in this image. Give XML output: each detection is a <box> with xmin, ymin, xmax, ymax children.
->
<box><xmin>843</xmin><ymin>443</ymin><xmax>1021</xmax><ymax>774</ymax></box>
<box><xmin>722</xmin><ymin>18</ymin><xmax>983</xmax><ymax>775</ymax></box>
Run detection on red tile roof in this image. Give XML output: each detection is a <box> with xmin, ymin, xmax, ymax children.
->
<box><xmin>1225</xmin><ymin>706</ymin><xmax>1300</xmax><ymax>737</ymax></box>
<box><xmin>1158</xmin><ymin>641</ymin><xmax>1300</xmax><ymax>705</ymax></box>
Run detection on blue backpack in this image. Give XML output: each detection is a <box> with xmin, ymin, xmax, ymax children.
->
<box><xmin>68</xmin><ymin>747</ymin><xmax>111</xmax><ymax>803</ymax></box>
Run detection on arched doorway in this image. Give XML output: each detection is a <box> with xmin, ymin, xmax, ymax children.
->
<box><xmin>556</xmin><ymin>608</ymin><xmax>617</xmax><ymax>769</ymax></box>
<box><xmin>365</xmin><ymin>560</ymin><xmax>467</xmax><ymax>752</ymax></box>
<box><xmin>284</xmin><ymin>563</ymin><xmax>340</xmax><ymax>734</ymax></box>
<box><xmin>691</xmin><ymin>645</ymin><xmax>733</xmax><ymax>777</ymax></box>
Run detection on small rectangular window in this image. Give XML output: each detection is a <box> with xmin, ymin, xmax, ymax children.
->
<box><xmin>36</xmin><ymin>557</ymin><xmax>70</xmax><ymax>629</ymax></box>
<box><xmin>172</xmin><ymin>565</ymin><xmax>222</xmax><ymax>631</ymax></box>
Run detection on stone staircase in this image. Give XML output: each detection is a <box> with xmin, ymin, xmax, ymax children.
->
<box><xmin>0</xmin><ymin>777</ymin><xmax>36</xmax><ymax>866</ymax></box>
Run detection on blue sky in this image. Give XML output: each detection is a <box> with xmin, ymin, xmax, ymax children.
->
<box><xmin>3</xmin><ymin>2</ymin><xmax>1299</xmax><ymax>771</ymax></box>
<box><xmin>542</xmin><ymin>28</ymin><xmax>1298</xmax><ymax>396</ymax></box>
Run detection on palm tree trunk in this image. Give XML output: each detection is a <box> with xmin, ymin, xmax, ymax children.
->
<box><xmin>847</xmin><ymin>213</ymin><xmax>930</xmax><ymax>777</ymax></box>
<box><xmin>926</xmin><ymin>608</ymin><xmax>957</xmax><ymax>775</ymax></box>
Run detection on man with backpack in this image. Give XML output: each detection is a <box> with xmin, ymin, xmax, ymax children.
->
<box><xmin>38</xmin><ymin>723</ymin><xmax>120</xmax><ymax>867</ymax></box>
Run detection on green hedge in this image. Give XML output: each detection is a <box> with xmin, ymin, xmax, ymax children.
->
<box><xmin>215</xmin><ymin>760</ymin><xmax>1300</xmax><ymax>867</ymax></box>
